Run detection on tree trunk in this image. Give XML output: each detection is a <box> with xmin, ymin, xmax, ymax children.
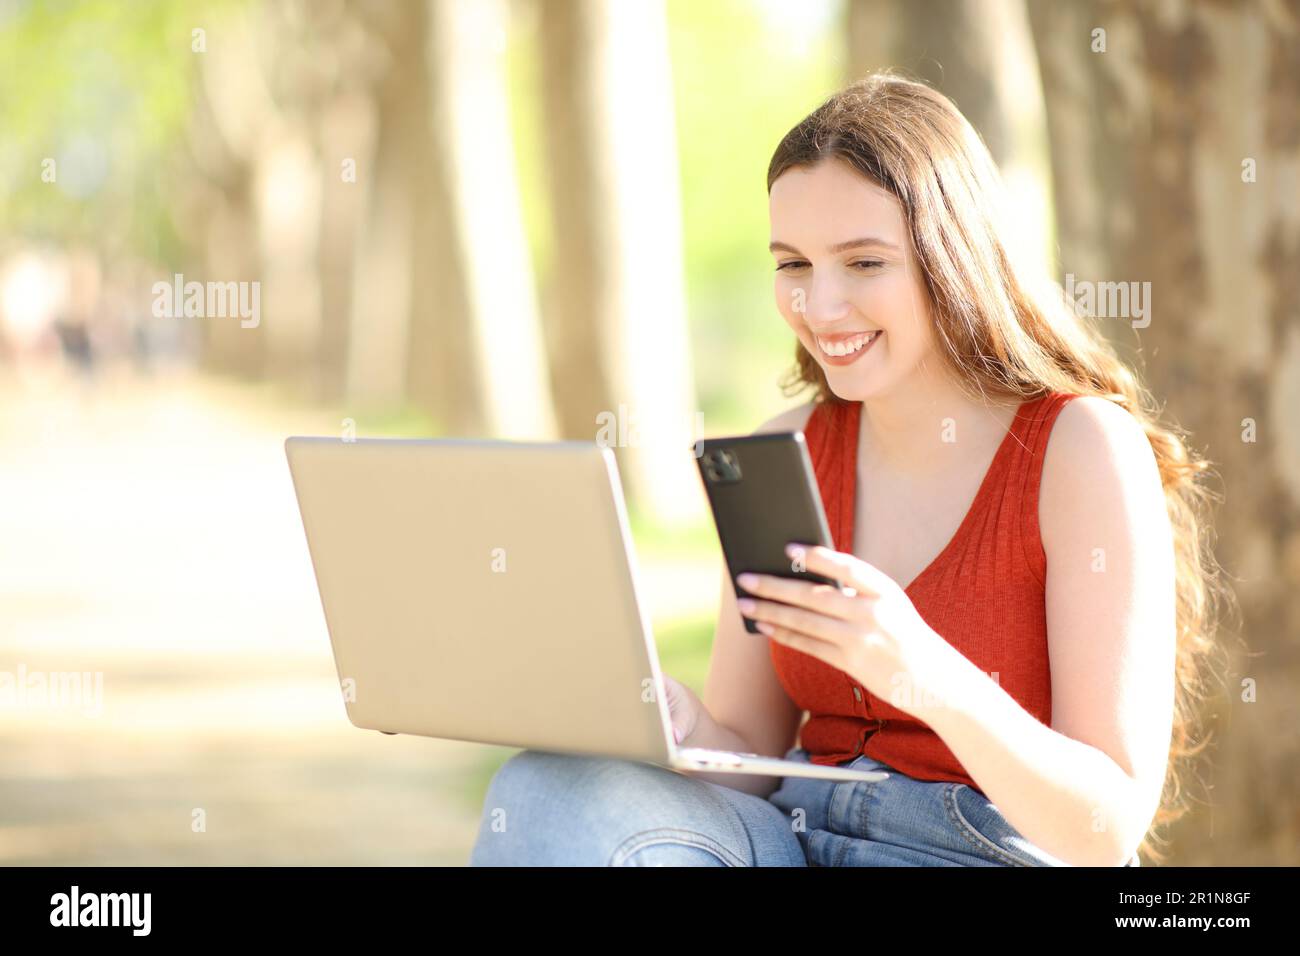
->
<box><xmin>422</xmin><ymin>0</ymin><xmax>556</xmax><ymax>439</ymax></box>
<box><xmin>1028</xmin><ymin>0</ymin><xmax>1300</xmax><ymax>865</ymax></box>
<box><xmin>346</xmin><ymin>0</ymin><xmax>447</xmax><ymax>416</ymax></box>
<box><xmin>315</xmin><ymin>91</ymin><xmax>373</xmax><ymax>403</ymax></box>
<box><xmin>848</xmin><ymin>0</ymin><xmax>1014</xmax><ymax>167</ymax></box>
<box><xmin>188</xmin><ymin>8</ymin><xmax>272</xmax><ymax>381</ymax></box>
<box><xmin>537</xmin><ymin>0</ymin><xmax>700</xmax><ymax>524</ymax></box>
<box><xmin>847</xmin><ymin>0</ymin><xmax>1057</xmax><ymax>287</ymax></box>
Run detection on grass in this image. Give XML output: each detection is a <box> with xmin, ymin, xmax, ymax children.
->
<box><xmin>653</xmin><ymin>610</ymin><xmax>716</xmax><ymax>694</ymax></box>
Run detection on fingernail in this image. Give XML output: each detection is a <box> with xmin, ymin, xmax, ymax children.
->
<box><xmin>737</xmin><ymin>597</ymin><xmax>756</xmax><ymax>612</ymax></box>
<box><xmin>673</xmin><ymin>726</ymin><xmax>684</xmax><ymax>743</ymax></box>
<box><xmin>736</xmin><ymin>573</ymin><xmax>757</xmax><ymax>587</ymax></box>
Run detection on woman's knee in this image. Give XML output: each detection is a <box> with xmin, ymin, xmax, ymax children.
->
<box><xmin>469</xmin><ymin>749</ymin><xmax>751</xmax><ymax>866</ymax></box>
<box><xmin>607</xmin><ymin>826</ymin><xmax>748</xmax><ymax>866</ymax></box>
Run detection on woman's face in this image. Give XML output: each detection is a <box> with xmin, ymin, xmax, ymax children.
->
<box><xmin>768</xmin><ymin>157</ymin><xmax>937</xmax><ymax>401</ymax></box>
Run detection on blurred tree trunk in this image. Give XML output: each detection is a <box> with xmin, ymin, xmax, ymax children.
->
<box><xmin>253</xmin><ymin>127</ymin><xmax>323</xmax><ymax>389</ymax></box>
<box><xmin>537</xmin><ymin>0</ymin><xmax>615</xmax><ymax>436</ymax></box>
<box><xmin>179</xmin><ymin>0</ymin><xmax>375</xmax><ymax>400</ymax></box>
<box><xmin>345</xmin><ymin>0</ymin><xmax>553</xmax><ymax>437</ymax></box>
<box><xmin>848</xmin><ymin>0</ymin><xmax>1013</xmax><ymax>167</ymax></box>
<box><xmin>1029</xmin><ymin>0</ymin><xmax>1300</xmax><ymax>864</ymax></box>
<box><xmin>423</xmin><ymin>0</ymin><xmax>556</xmax><ymax>439</ymax></box>
<box><xmin>194</xmin><ymin>1</ymin><xmax>329</xmax><ymax>392</ymax></box>
<box><xmin>346</xmin><ymin>0</ymin><xmax>470</xmax><ymax>422</ymax></box>
<box><xmin>847</xmin><ymin>0</ymin><xmax>1057</xmax><ymax>285</ymax></box>
<box><xmin>187</xmin><ymin>12</ymin><xmax>272</xmax><ymax>381</ymax></box>
<box><xmin>315</xmin><ymin>91</ymin><xmax>373</xmax><ymax>402</ymax></box>
<box><xmin>254</xmin><ymin>1</ymin><xmax>379</xmax><ymax>403</ymax></box>
<box><xmin>537</xmin><ymin>0</ymin><xmax>700</xmax><ymax>524</ymax></box>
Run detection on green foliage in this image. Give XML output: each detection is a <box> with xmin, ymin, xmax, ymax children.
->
<box><xmin>0</xmin><ymin>0</ymin><xmax>242</xmax><ymax>255</ymax></box>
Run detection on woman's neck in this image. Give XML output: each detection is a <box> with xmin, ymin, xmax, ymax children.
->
<box><xmin>857</xmin><ymin>365</ymin><xmax>1018</xmax><ymax>477</ymax></box>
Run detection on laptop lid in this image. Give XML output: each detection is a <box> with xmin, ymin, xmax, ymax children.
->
<box><xmin>284</xmin><ymin>436</ymin><xmax>674</xmax><ymax>763</ymax></box>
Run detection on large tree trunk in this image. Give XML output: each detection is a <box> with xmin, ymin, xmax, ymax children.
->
<box><xmin>536</xmin><ymin>0</ymin><xmax>618</xmax><ymax>439</ymax></box>
<box><xmin>537</xmin><ymin>0</ymin><xmax>700</xmax><ymax>524</ymax></box>
<box><xmin>847</xmin><ymin>0</ymin><xmax>1057</xmax><ymax>291</ymax></box>
<box><xmin>422</xmin><ymin>0</ymin><xmax>556</xmax><ymax>439</ymax></box>
<box><xmin>346</xmin><ymin>0</ymin><xmax>451</xmax><ymax>416</ymax></box>
<box><xmin>345</xmin><ymin>0</ymin><xmax>552</xmax><ymax>437</ymax></box>
<box><xmin>848</xmin><ymin>0</ymin><xmax>1015</xmax><ymax>167</ymax></box>
<box><xmin>1028</xmin><ymin>0</ymin><xmax>1300</xmax><ymax>865</ymax></box>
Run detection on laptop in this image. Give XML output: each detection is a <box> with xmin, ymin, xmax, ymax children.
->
<box><xmin>283</xmin><ymin>435</ymin><xmax>889</xmax><ymax>784</ymax></box>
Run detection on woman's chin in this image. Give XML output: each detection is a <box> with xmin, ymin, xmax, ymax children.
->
<box><xmin>820</xmin><ymin>361</ymin><xmax>888</xmax><ymax>401</ymax></box>
<box><xmin>822</xmin><ymin>374</ymin><xmax>880</xmax><ymax>403</ymax></box>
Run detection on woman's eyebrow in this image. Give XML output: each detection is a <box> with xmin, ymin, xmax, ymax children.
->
<box><xmin>768</xmin><ymin>237</ymin><xmax>899</xmax><ymax>254</ymax></box>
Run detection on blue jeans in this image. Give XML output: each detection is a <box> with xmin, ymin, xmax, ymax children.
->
<box><xmin>469</xmin><ymin>744</ymin><xmax>1142</xmax><ymax>866</ymax></box>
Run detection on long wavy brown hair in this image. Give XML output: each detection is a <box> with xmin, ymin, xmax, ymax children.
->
<box><xmin>768</xmin><ymin>71</ymin><xmax>1235</xmax><ymax>865</ymax></box>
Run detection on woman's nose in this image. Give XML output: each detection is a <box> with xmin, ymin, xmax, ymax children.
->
<box><xmin>790</xmin><ymin>275</ymin><xmax>851</xmax><ymax>325</ymax></box>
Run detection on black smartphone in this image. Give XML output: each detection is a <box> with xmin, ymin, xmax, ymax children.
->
<box><xmin>694</xmin><ymin>430</ymin><xmax>843</xmax><ymax>633</ymax></box>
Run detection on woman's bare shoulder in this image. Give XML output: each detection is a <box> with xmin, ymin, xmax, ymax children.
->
<box><xmin>1040</xmin><ymin>395</ymin><xmax>1166</xmax><ymax>551</ymax></box>
<box><xmin>751</xmin><ymin>400</ymin><xmax>817</xmax><ymax>435</ymax></box>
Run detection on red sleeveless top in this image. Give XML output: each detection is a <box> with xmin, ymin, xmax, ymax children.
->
<box><xmin>770</xmin><ymin>390</ymin><xmax>1081</xmax><ymax>795</ymax></box>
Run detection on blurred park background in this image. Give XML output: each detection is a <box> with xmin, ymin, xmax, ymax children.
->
<box><xmin>1</xmin><ymin>0</ymin><xmax>1297</xmax><ymax>865</ymax></box>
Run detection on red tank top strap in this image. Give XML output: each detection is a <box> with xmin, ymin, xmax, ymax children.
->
<box><xmin>1007</xmin><ymin>390</ymin><xmax>1082</xmax><ymax>586</ymax></box>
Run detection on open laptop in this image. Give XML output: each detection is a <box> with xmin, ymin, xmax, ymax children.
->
<box><xmin>283</xmin><ymin>435</ymin><xmax>889</xmax><ymax>784</ymax></box>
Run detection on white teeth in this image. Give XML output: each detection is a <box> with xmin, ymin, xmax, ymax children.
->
<box><xmin>816</xmin><ymin>330</ymin><xmax>879</xmax><ymax>356</ymax></box>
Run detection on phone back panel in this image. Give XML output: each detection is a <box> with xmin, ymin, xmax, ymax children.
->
<box><xmin>695</xmin><ymin>431</ymin><xmax>840</xmax><ymax>633</ymax></box>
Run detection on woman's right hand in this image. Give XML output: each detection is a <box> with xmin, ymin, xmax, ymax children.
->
<box><xmin>661</xmin><ymin>673</ymin><xmax>703</xmax><ymax>745</ymax></box>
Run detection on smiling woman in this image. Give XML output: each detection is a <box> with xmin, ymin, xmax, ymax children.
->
<box><xmin>468</xmin><ymin>70</ymin><xmax>1229</xmax><ymax>869</ymax></box>
<box><xmin>747</xmin><ymin>71</ymin><xmax>1230</xmax><ymax>867</ymax></box>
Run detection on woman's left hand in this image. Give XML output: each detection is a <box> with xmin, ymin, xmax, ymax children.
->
<box><xmin>735</xmin><ymin>544</ymin><xmax>966</xmax><ymax>721</ymax></box>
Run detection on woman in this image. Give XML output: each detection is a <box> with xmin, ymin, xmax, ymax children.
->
<box><xmin>469</xmin><ymin>72</ymin><xmax>1227</xmax><ymax>867</ymax></box>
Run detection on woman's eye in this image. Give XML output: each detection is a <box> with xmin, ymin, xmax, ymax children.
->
<box><xmin>775</xmin><ymin>259</ymin><xmax>882</xmax><ymax>273</ymax></box>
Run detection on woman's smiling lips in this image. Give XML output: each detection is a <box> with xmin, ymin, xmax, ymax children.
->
<box><xmin>813</xmin><ymin>329</ymin><xmax>883</xmax><ymax>365</ymax></box>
